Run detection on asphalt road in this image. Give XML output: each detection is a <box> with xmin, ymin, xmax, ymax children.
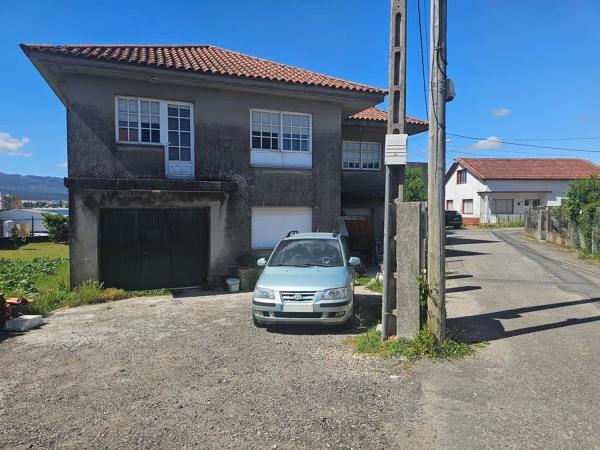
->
<box><xmin>1</xmin><ymin>228</ymin><xmax>598</xmax><ymax>449</ymax></box>
<box><xmin>431</xmin><ymin>228</ymin><xmax>600</xmax><ymax>449</ymax></box>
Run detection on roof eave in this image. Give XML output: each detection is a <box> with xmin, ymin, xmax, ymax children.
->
<box><xmin>22</xmin><ymin>48</ymin><xmax>386</xmax><ymax>110</ymax></box>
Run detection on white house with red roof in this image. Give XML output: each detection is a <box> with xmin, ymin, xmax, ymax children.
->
<box><xmin>445</xmin><ymin>158</ymin><xmax>600</xmax><ymax>224</ymax></box>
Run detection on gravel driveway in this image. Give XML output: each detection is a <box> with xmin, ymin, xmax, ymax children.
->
<box><xmin>0</xmin><ymin>289</ymin><xmax>428</xmax><ymax>449</ymax></box>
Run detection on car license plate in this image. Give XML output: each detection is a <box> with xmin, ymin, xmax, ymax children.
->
<box><xmin>282</xmin><ymin>303</ymin><xmax>313</xmax><ymax>313</ymax></box>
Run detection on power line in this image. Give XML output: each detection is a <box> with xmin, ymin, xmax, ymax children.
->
<box><xmin>447</xmin><ymin>133</ymin><xmax>600</xmax><ymax>153</ymax></box>
<box><xmin>416</xmin><ymin>0</ymin><xmax>428</xmax><ymax>119</ymax></box>
<box><xmin>484</xmin><ymin>136</ymin><xmax>600</xmax><ymax>142</ymax></box>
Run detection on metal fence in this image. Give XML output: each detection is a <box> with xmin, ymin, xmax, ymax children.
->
<box><xmin>0</xmin><ymin>218</ymin><xmax>48</xmax><ymax>237</ymax></box>
<box><xmin>525</xmin><ymin>206</ymin><xmax>600</xmax><ymax>255</ymax></box>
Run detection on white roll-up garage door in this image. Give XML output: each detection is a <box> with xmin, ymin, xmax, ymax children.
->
<box><xmin>251</xmin><ymin>207</ymin><xmax>313</xmax><ymax>249</ymax></box>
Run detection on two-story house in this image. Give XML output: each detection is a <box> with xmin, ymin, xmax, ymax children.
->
<box><xmin>22</xmin><ymin>43</ymin><xmax>426</xmax><ymax>290</ymax></box>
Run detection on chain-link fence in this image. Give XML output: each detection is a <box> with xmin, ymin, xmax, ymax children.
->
<box><xmin>525</xmin><ymin>206</ymin><xmax>600</xmax><ymax>256</ymax></box>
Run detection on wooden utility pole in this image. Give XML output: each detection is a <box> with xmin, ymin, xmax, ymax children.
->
<box><xmin>427</xmin><ymin>0</ymin><xmax>447</xmax><ymax>341</ymax></box>
<box><xmin>382</xmin><ymin>0</ymin><xmax>407</xmax><ymax>339</ymax></box>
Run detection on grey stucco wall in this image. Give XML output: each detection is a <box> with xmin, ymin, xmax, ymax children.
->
<box><xmin>61</xmin><ymin>73</ymin><xmax>344</xmax><ymax>286</ymax></box>
<box><xmin>63</xmin><ymin>73</ymin><xmax>342</xmax><ymax>231</ymax></box>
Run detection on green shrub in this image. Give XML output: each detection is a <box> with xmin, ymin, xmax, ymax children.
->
<box><xmin>405</xmin><ymin>165</ymin><xmax>427</xmax><ymax>202</ymax></box>
<box><xmin>42</xmin><ymin>213</ymin><xmax>69</xmax><ymax>243</ymax></box>
<box><xmin>564</xmin><ymin>176</ymin><xmax>600</xmax><ymax>252</ymax></box>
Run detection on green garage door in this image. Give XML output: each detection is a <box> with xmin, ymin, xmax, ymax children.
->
<box><xmin>100</xmin><ymin>208</ymin><xmax>209</xmax><ymax>290</ymax></box>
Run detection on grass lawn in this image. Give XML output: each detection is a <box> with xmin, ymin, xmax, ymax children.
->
<box><xmin>1</xmin><ymin>242</ymin><xmax>168</xmax><ymax>316</ymax></box>
<box><xmin>0</xmin><ymin>242</ymin><xmax>69</xmax><ymax>260</ymax></box>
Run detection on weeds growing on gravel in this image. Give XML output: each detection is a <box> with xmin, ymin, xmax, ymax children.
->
<box><xmin>346</xmin><ymin>326</ymin><xmax>476</xmax><ymax>361</ymax></box>
<box><xmin>355</xmin><ymin>276</ymin><xmax>383</xmax><ymax>293</ymax></box>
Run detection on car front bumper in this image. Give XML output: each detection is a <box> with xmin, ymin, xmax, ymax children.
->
<box><xmin>252</xmin><ymin>298</ymin><xmax>353</xmax><ymax>325</ymax></box>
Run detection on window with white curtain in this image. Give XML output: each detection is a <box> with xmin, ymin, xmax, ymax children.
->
<box><xmin>342</xmin><ymin>141</ymin><xmax>381</xmax><ymax>170</ymax></box>
<box><xmin>342</xmin><ymin>141</ymin><xmax>361</xmax><ymax>169</ymax></box>
<box><xmin>251</xmin><ymin>109</ymin><xmax>311</xmax><ymax>152</ymax></box>
<box><xmin>117</xmin><ymin>97</ymin><xmax>161</xmax><ymax>144</ymax></box>
<box><xmin>491</xmin><ymin>199</ymin><xmax>514</xmax><ymax>214</ymax></box>
<box><xmin>462</xmin><ymin>199</ymin><xmax>474</xmax><ymax>214</ymax></box>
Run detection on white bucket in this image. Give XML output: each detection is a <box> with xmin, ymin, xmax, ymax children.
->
<box><xmin>226</xmin><ymin>277</ymin><xmax>240</xmax><ymax>293</ymax></box>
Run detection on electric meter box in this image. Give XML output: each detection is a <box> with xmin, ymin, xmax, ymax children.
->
<box><xmin>384</xmin><ymin>134</ymin><xmax>408</xmax><ymax>165</ymax></box>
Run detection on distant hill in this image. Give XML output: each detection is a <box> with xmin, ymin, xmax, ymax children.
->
<box><xmin>0</xmin><ymin>172</ymin><xmax>67</xmax><ymax>200</ymax></box>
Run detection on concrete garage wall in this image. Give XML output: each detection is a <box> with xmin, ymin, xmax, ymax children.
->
<box><xmin>69</xmin><ymin>188</ymin><xmax>246</xmax><ymax>288</ymax></box>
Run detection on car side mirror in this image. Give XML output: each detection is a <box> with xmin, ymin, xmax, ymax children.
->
<box><xmin>348</xmin><ymin>256</ymin><xmax>361</xmax><ymax>267</ymax></box>
<box><xmin>257</xmin><ymin>257</ymin><xmax>267</xmax><ymax>267</ymax></box>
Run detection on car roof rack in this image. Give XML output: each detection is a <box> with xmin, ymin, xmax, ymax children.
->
<box><xmin>331</xmin><ymin>230</ymin><xmax>338</xmax><ymax>237</ymax></box>
<box><xmin>285</xmin><ymin>230</ymin><xmax>299</xmax><ymax>238</ymax></box>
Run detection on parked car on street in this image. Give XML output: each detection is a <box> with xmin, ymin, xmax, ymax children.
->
<box><xmin>252</xmin><ymin>231</ymin><xmax>360</xmax><ymax>328</ymax></box>
<box><xmin>445</xmin><ymin>210</ymin><xmax>463</xmax><ymax>229</ymax></box>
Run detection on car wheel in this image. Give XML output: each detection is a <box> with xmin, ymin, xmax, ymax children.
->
<box><xmin>252</xmin><ymin>311</ymin><xmax>266</xmax><ymax>328</ymax></box>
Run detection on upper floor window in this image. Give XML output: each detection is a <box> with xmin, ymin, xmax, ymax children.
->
<box><xmin>251</xmin><ymin>110</ymin><xmax>312</xmax><ymax>152</ymax></box>
<box><xmin>342</xmin><ymin>141</ymin><xmax>381</xmax><ymax>170</ymax></box>
<box><xmin>117</xmin><ymin>97</ymin><xmax>161</xmax><ymax>144</ymax></box>
<box><xmin>457</xmin><ymin>169</ymin><xmax>467</xmax><ymax>184</ymax></box>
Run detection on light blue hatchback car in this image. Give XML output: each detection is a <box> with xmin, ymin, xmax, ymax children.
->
<box><xmin>252</xmin><ymin>231</ymin><xmax>361</xmax><ymax>328</ymax></box>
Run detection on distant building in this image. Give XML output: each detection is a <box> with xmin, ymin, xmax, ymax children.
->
<box><xmin>0</xmin><ymin>194</ymin><xmax>22</xmax><ymax>211</ymax></box>
<box><xmin>445</xmin><ymin>158</ymin><xmax>600</xmax><ymax>225</ymax></box>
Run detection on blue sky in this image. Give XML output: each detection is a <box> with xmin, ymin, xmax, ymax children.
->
<box><xmin>1</xmin><ymin>0</ymin><xmax>599</xmax><ymax>177</ymax></box>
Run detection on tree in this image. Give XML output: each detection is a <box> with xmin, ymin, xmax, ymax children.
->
<box><xmin>563</xmin><ymin>176</ymin><xmax>600</xmax><ymax>251</ymax></box>
<box><xmin>9</xmin><ymin>225</ymin><xmax>27</xmax><ymax>249</ymax></box>
<box><xmin>405</xmin><ymin>165</ymin><xmax>427</xmax><ymax>202</ymax></box>
<box><xmin>42</xmin><ymin>213</ymin><xmax>69</xmax><ymax>243</ymax></box>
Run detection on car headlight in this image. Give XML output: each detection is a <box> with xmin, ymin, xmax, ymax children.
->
<box><xmin>254</xmin><ymin>287</ymin><xmax>275</xmax><ymax>300</ymax></box>
<box><xmin>321</xmin><ymin>287</ymin><xmax>348</xmax><ymax>300</ymax></box>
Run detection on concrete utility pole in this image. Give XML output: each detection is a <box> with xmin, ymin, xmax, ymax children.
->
<box><xmin>382</xmin><ymin>0</ymin><xmax>407</xmax><ymax>339</ymax></box>
<box><xmin>427</xmin><ymin>0</ymin><xmax>447</xmax><ymax>342</ymax></box>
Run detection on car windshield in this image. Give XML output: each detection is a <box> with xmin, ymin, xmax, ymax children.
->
<box><xmin>269</xmin><ymin>239</ymin><xmax>344</xmax><ymax>267</ymax></box>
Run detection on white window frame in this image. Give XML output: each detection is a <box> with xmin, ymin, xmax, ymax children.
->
<box><xmin>342</xmin><ymin>140</ymin><xmax>382</xmax><ymax>171</ymax></box>
<box><xmin>114</xmin><ymin>96</ymin><xmax>195</xmax><ymax>178</ymax></box>
<box><xmin>115</xmin><ymin>96</ymin><xmax>167</xmax><ymax>146</ymax></box>
<box><xmin>462</xmin><ymin>199</ymin><xmax>474</xmax><ymax>215</ymax></box>
<box><xmin>250</xmin><ymin>108</ymin><xmax>312</xmax><ymax>153</ymax></box>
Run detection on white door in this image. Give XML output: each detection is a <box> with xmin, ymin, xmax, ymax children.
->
<box><xmin>166</xmin><ymin>103</ymin><xmax>194</xmax><ymax>179</ymax></box>
<box><xmin>251</xmin><ymin>207</ymin><xmax>312</xmax><ymax>249</ymax></box>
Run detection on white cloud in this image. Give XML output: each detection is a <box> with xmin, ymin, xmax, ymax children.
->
<box><xmin>57</xmin><ymin>161</ymin><xmax>68</xmax><ymax>168</ymax></box>
<box><xmin>470</xmin><ymin>136</ymin><xmax>503</xmax><ymax>150</ymax></box>
<box><xmin>0</xmin><ymin>131</ymin><xmax>32</xmax><ymax>157</ymax></box>
<box><xmin>492</xmin><ymin>108</ymin><xmax>511</xmax><ymax>118</ymax></box>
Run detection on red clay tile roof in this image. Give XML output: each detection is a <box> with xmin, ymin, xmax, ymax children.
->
<box><xmin>456</xmin><ymin>158</ymin><xmax>600</xmax><ymax>180</ymax></box>
<box><xmin>347</xmin><ymin>107</ymin><xmax>427</xmax><ymax>126</ymax></box>
<box><xmin>21</xmin><ymin>44</ymin><xmax>385</xmax><ymax>95</ymax></box>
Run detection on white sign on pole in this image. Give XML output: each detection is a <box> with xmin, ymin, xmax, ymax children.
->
<box><xmin>384</xmin><ymin>134</ymin><xmax>408</xmax><ymax>165</ymax></box>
